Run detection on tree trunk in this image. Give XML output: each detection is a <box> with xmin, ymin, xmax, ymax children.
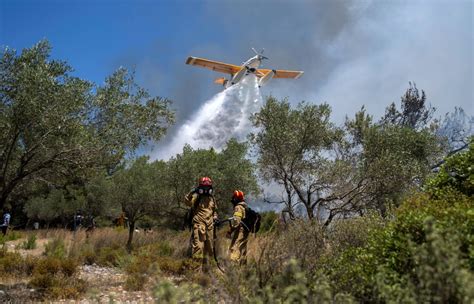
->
<box><xmin>0</xmin><ymin>193</ymin><xmax>8</xmax><ymax>210</ymax></box>
<box><xmin>305</xmin><ymin>203</ymin><xmax>314</xmax><ymax>220</ymax></box>
<box><xmin>126</xmin><ymin>220</ymin><xmax>135</xmax><ymax>253</ymax></box>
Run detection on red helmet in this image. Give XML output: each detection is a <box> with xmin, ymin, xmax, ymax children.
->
<box><xmin>199</xmin><ymin>177</ymin><xmax>212</xmax><ymax>187</ymax></box>
<box><xmin>232</xmin><ymin>190</ymin><xmax>244</xmax><ymax>202</ymax></box>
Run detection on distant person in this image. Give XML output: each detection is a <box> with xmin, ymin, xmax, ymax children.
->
<box><xmin>73</xmin><ymin>210</ymin><xmax>84</xmax><ymax>231</ymax></box>
<box><xmin>227</xmin><ymin>190</ymin><xmax>250</xmax><ymax>265</ymax></box>
<box><xmin>1</xmin><ymin>207</ymin><xmax>11</xmax><ymax>236</ymax></box>
<box><xmin>115</xmin><ymin>212</ymin><xmax>128</xmax><ymax>228</ymax></box>
<box><xmin>85</xmin><ymin>214</ymin><xmax>96</xmax><ymax>238</ymax></box>
<box><xmin>185</xmin><ymin>177</ymin><xmax>218</xmax><ymax>272</ymax></box>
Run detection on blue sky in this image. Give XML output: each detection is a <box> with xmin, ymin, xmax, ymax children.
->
<box><xmin>1</xmin><ymin>1</ymin><xmax>220</xmax><ymax>86</ymax></box>
<box><xmin>1</xmin><ymin>0</ymin><xmax>473</xmax><ymax>153</ymax></box>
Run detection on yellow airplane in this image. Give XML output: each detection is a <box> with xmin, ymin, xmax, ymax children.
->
<box><xmin>185</xmin><ymin>48</ymin><xmax>304</xmax><ymax>88</ymax></box>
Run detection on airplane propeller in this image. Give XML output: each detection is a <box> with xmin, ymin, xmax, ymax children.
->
<box><xmin>252</xmin><ymin>47</ymin><xmax>268</xmax><ymax>60</ymax></box>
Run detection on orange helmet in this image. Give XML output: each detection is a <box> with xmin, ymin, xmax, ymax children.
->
<box><xmin>199</xmin><ymin>177</ymin><xmax>212</xmax><ymax>187</ymax></box>
<box><xmin>232</xmin><ymin>190</ymin><xmax>245</xmax><ymax>202</ymax></box>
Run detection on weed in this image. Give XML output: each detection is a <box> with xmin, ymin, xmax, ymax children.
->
<box><xmin>124</xmin><ymin>255</ymin><xmax>156</xmax><ymax>291</ymax></box>
<box><xmin>44</xmin><ymin>237</ymin><xmax>67</xmax><ymax>258</ymax></box>
<box><xmin>0</xmin><ymin>230</ymin><xmax>22</xmax><ymax>244</ymax></box>
<box><xmin>96</xmin><ymin>246</ymin><xmax>127</xmax><ymax>267</ymax></box>
<box><xmin>20</xmin><ymin>234</ymin><xmax>37</xmax><ymax>250</ymax></box>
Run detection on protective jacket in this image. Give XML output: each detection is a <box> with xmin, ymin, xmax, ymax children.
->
<box><xmin>229</xmin><ymin>201</ymin><xmax>249</xmax><ymax>264</ymax></box>
<box><xmin>185</xmin><ymin>191</ymin><xmax>218</xmax><ymax>270</ymax></box>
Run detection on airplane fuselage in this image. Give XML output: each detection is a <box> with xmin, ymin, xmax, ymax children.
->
<box><xmin>229</xmin><ymin>55</ymin><xmax>264</xmax><ymax>86</ymax></box>
<box><xmin>242</xmin><ymin>55</ymin><xmax>262</xmax><ymax>69</ymax></box>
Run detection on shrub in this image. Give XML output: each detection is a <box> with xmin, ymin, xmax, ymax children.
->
<box><xmin>20</xmin><ymin>234</ymin><xmax>37</xmax><ymax>250</ymax></box>
<box><xmin>44</xmin><ymin>237</ymin><xmax>67</xmax><ymax>258</ymax></box>
<box><xmin>76</xmin><ymin>243</ymin><xmax>97</xmax><ymax>265</ymax></box>
<box><xmin>258</xmin><ymin>211</ymin><xmax>279</xmax><ymax>233</ymax></box>
<box><xmin>156</xmin><ymin>257</ymin><xmax>197</xmax><ymax>276</ymax></box>
<box><xmin>30</xmin><ymin>256</ymin><xmax>84</xmax><ymax>299</ymax></box>
<box><xmin>0</xmin><ymin>230</ymin><xmax>22</xmax><ymax>244</ymax></box>
<box><xmin>96</xmin><ymin>246</ymin><xmax>127</xmax><ymax>267</ymax></box>
<box><xmin>34</xmin><ymin>256</ymin><xmax>78</xmax><ymax>277</ymax></box>
<box><xmin>153</xmin><ymin>280</ymin><xmax>206</xmax><ymax>303</ymax></box>
<box><xmin>232</xmin><ymin>259</ymin><xmax>355</xmax><ymax>303</ymax></box>
<box><xmin>29</xmin><ymin>274</ymin><xmax>87</xmax><ymax>299</ymax></box>
<box><xmin>327</xmin><ymin>213</ymin><xmax>385</xmax><ymax>255</ymax></box>
<box><xmin>125</xmin><ymin>255</ymin><xmax>157</xmax><ymax>291</ymax></box>
<box><xmin>0</xmin><ymin>251</ymin><xmax>26</xmax><ymax>276</ymax></box>
<box><xmin>376</xmin><ymin>219</ymin><xmax>474</xmax><ymax>303</ymax></box>
<box><xmin>254</xmin><ymin>219</ymin><xmax>326</xmax><ymax>286</ymax></box>
<box><xmin>326</xmin><ymin>189</ymin><xmax>473</xmax><ymax>302</ymax></box>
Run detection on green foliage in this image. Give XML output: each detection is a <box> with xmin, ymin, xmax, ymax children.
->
<box><xmin>96</xmin><ymin>246</ymin><xmax>128</xmax><ymax>267</ymax></box>
<box><xmin>0</xmin><ymin>230</ymin><xmax>22</xmax><ymax>244</ymax></box>
<box><xmin>0</xmin><ymin>39</ymin><xmax>174</xmax><ymax>211</ymax></box>
<box><xmin>324</xmin><ymin>151</ymin><xmax>473</xmax><ymax>302</ymax></box>
<box><xmin>20</xmin><ymin>234</ymin><xmax>37</xmax><ymax>250</ymax></box>
<box><xmin>167</xmin><ymin>139</ymin><xmax>259</xmax><ymax>217</ymax></box>
<box><xmin>44</xmin><ymin>237</ymin><xmax>67</xmax><ymax>258</ymax></box>
<box><xmin>234</xmin><ymin>259</ymin><xmax>355</xmax><ymax>303</ymax></box>
<box><xmin>327</xmin><ymin>214</ymin><xmax>385</xmax><ymax>255</ymax></box>
<box><xmin>345</xmin><ymin>101</ymin><xmax>441</xmax><ymax>215</ymax></box>
<box><xmin>146</xmin><ymin>241</ymin><xmax>175</xmax><ymax>257</ymax></box>
<box><xmin>258</xmin><ymin>211</ymin><xmax>278</xmax><ymax>233</ymax></box>
<box><xmin>251</xmin><ymin>96</ymin><xmax>345</xmax><ymax>221</ymax></box>
<box><xmin>25</xmin><ymin>188</ymin><xmax>79</xmax><ymax>224</ymax></box>
<box><xmin>108</xmin><ymin>156</ymin><xmax>170</xmax><ymax>250</ymax></box>
<box><xmin>426</xmin><ymin>140</ymin><xmax>473</xmax><ymax>197</ymax></box>
<box><xmin>376</xmin><ymin>220</ymin><xmax>474</xmax><ymax>303</ymax></box>
<box><xmin>153</xmin><ymin>280</ymin><xmax>206</xmax><ymax>304</ymax></box>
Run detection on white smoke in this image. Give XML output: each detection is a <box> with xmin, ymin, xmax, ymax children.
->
<box><xmin>153</xmin><ymin>75</ymin><xmax>263</xmax><ymax>160</ymax></box>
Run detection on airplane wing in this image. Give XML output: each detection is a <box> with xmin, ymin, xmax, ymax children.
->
<box><xmin>186</xmin><ymin>56</ymin><xmax>241</xmax><ymax>75</ymax></box>
<box><xmin>257</xmin><ymin>68</ymin><xmax>304</xmax><ymax>79</ymax></box>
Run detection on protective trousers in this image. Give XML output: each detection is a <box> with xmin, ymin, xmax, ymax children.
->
<box><xmin>192</xmin><ymin>222</ymin><xmax>213</xmax><ymax>270</ymax></box>
<box><xmin>229</xmin><ymin>226</ymin><xmax>249</xmax><ymax>264</ymax></box>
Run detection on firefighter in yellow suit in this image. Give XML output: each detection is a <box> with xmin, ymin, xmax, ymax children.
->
<box><xmin>185</xmin><ymin>177</ymin><xmax>218</xmax><ymax>271</ymax></box>
<box><xmin>227</xmin><ymin>190</ymin><xmax>250</xmax><ymax>265</ymax></box>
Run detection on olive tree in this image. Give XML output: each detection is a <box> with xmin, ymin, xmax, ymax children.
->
<box><xmin>108</xmin><ymin>157</ymin><xmax>169</xmax><ymax>251</ymax></box>
<box><xmin>250</xmin><ymin>97</ymin><xmax>363</xmax><ymax>225</ymax></box>
<box><xmin>0</xmin><ymin>40</ymin><xmax>174</xmax><ymax>209</ymax></box>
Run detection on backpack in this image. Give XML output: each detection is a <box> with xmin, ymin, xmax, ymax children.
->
<box><xmin>242</xmin><ymin>207</ymin><xmax>261</xmax><ymax>233</ymax></box>
<box><xmin>184</xmin><ymin>193</ymin><xmax>215</xmax><ymax>230</ymax></box>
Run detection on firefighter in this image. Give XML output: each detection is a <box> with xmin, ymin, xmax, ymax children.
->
<box><xmin>227</xmin><ymin>190</ymin><xmax>249</xmax><ymax>265</ymax></box>
<box><xmin>185</xmin><ymin>177</ymin><xmax>218</xmax><ymax>272</ymax></box>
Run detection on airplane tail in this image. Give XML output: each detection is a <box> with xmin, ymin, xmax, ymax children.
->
<box><xmin>214</xmin><ymin>77</ymin><xmax>228</xmax><ymax>87</ymax></box>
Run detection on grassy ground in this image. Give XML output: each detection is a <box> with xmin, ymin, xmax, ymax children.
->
<box><xmin>0</xmin><ymin>227</ymin><xmax>235</xmax><ymax>302</ymax></box>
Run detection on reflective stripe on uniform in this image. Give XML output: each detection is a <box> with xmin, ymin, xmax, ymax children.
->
<box><xmin>233</xmin><ymin>211</ymin><xmax>243</xmax><ymax>218</ymax></box>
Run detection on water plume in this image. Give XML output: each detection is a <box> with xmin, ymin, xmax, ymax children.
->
<box><xmin>154</xmin><ymin>75</ymin><xmax>263</xmax><ymax>160</ymax></box>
